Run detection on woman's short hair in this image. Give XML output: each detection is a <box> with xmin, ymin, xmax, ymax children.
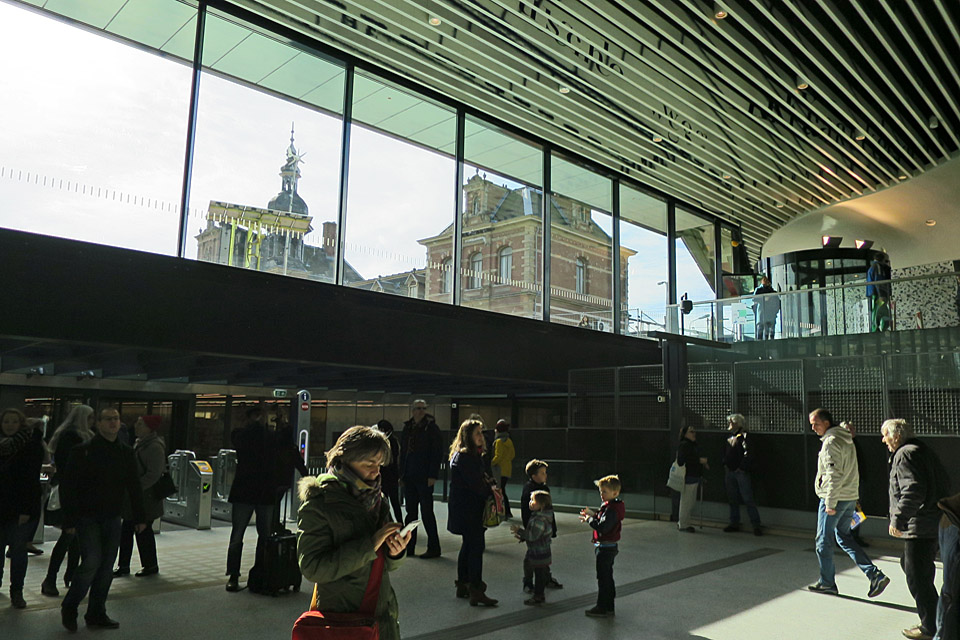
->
<box><xmin>449</xmin><ymin>418</ymin><xmax>484</xmax><ymax>460</ymax></box>
<box><xmin>325</xmin><ymin>425</ymin><xmax>391</xmax><ymax>469</ymax></box>
<box><xmin>881</xmin><ymin>418</ymin><xmax>913</xmax><ymax>442</ymax></box>
<box><xmin>530</xmin><ymin>490</ymin><xmax>552</xmax><ymax>510</ymax></box>
<box><xmin>727</xmin><ymin>413</ymin><xmax>747</xmax><ymax>430</ymax></box>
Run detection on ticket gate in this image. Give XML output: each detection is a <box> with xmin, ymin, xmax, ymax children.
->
<box><xmin>210</xmin><ymin>449</ymin><xmax>237</xmax><ymax>521</ymax></box>
<box><xmin>162</xmin><ymin>450</ymin><xmax>213</xmax><ymax>530</ymax></box>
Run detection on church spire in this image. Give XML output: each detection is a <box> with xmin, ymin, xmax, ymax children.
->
<box><xmin>280</xmin><ymin>122</ymin><xmax>305</xmax><ymax>195</ymax></box>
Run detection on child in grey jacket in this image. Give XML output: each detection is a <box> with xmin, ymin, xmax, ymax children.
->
<box><xmin>511</xmin><ymin>490</ymin><xmax>554</xmax><ymax>606</ymax></box>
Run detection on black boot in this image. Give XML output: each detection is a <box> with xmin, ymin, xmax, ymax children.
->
<box><xmin>469</xmin><ymin>582</ymin><xmax>498</xmax><ymax>607</ymax></box>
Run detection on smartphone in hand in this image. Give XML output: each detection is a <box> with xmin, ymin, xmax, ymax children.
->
<box><xmin>398</xmin><ymin>520</ymin><xmax>421</xmax><ymax>537</ymax></box>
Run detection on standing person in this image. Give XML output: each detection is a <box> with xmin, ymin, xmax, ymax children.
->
<box><xmin>377</xmin><ymin>419</ymin><xmax>403</xmax><ymax>523</ymax></box>
<box><xmin>42</xmin><ymin>404</ymin><xmax>96</xmax><ymax>597</ymax></box>
<box><xmin>520</xmin><ymin>459</ymin><xmax>562</xmax><ymax>593</ymax></box>
<box><xmin>723</xmin><ymin>413</ymin><xmax>762</xmax><ymax>536</ymax></box>
<box><xmin>936</xmin><ymin>492</ymin><xmax>960</xmax><ymax>640</ymax></box>
<box><xmin>400</xmin><ymin>399</ymin><xmax>443</xmax><ymax>559</ymax></box>
<box><xmin>225</xmin><ymin>406</ymin><xmax>276</xmax><ymax>592</ymax></box>
<box><xmin>579</xmin><ymin>474</ymin><xmax>625</xmax><ymax>618</ymax></box>
<box><xmin>491</xmin><ymin>419</ymin><xmax>515</xmax><ymax>519</ymax></box>
<box><xmin>269</xmin><ymin>414</ymin><xmax>308</xmax><ymax>534</ymax></box>
<box><xmin>867</xmin><ymin>253</ymin><xmax>893</xmax><ymax>332</ymax></box>
<box><xmin>0</xmin><ymin>408</ymin><xmax>44</xmax><ymax>609</ymax></box>
<box><xmin>752</xmin><ymin>275</ymin><xmax>780</xmax><ymax>340</ymax></box>
<box><xmin>510</xmin><ymin>490</ymin><xmax>554</xmax><ymax>606</ymax></box>
<box><xmin>297</xmin><ymin>426</ymin><xmax>410</xmax><ymax>640</ymax></box>
<box><xmin>676</xmin><ymin>426</ymin><xmax>708</xmax><ymax>533</ymax></box>
<box><xmin>807</xmin><ymin>408</ymin><xmax>889</xmax><ymax>597</ymax></box>
<box><xmin>882</xmin><ymin>419</ymin><xmax>951</xmax><ymax>640</ymax></box>
<box><xmin>60</xmin><ymin>407</ymin><xmax>146</xmax><ymax>632</ymax></box>
<box><xmin>447</xmin><ymin>418</ymin><xmax>497</xmax><ymax>606</ymax></box>
<box><xmin>114</xmin><ymin>416</ymin><xmax>165</xmax><ymax>578</ymax></box>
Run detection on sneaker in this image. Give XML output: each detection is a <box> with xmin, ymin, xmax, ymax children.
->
<box><xmin>225</xmin><ymin>576</ymin><xmax>240</xmax><ymax>592</ymax></box>
<box><xmin>522</xmin><ymin>583</ymin><xmax>534</xmax><ymax>594</ymax></box>
<box><xmin>585</xmin><ymin>606</ymin><xmax>614</xmax><ymax>618</ymax></box>
<box><xmin>41</xmin><ymin>579</ymin><xmax>60</xmax><ymax>597</ymax></box>
<box><xmin>523</xmin><ymin>596</ymin><xmax>545</xmax><ymax>606</ymax></box>
<box><xmin>418</xmin><ymin>548</ymin><xmax>441</xmax><ymax>559</ymax></box>
<box><xmin>723</xmin><ymin>524</ymin><xmax>740</xmax><ymax>533</ymax></box>
<box><xmin>546</xmin><ymin>577</ymin><xmax>563</xmax><ymax>589</ymax></box>
<box><xmin>902</xmin><ymin>625</ymin><xmax>933</xmax><ymax>640</ymax></box>
<box><xmin>868</xmin><ymin>573</ymin><xmax>890</xmax><ymax>598</ymax></box>
<box><xmin>85</xmin><ymin>614</ymin><xmax>120</xmax><ymax>629</ymax></box>
<box><xmin>62</xmin><ymin>608</ymin><xmax>78</xmax><ymax>633</ymax></box>
<box><xmin>807</xmin><ymin>582</ymin><xmax>839</xmax><ymax>595</ymax></box>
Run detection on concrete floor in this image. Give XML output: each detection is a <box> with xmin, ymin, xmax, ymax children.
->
<box><xmin>0</xmin><ymin>503</ymin><xmax>936</xmax><ymax>639</ymax></box>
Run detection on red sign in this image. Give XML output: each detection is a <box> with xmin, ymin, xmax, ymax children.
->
<box><xmin>301</xmin><ymin>402</ymin><xmax>309</xmax><ymax>411</ymax></box>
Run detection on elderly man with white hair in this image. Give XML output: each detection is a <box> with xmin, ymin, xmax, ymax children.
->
<box><xmin>882</xmin><ymin>418</ymin><xmax>951</xmax><ymax>640</ymax></box>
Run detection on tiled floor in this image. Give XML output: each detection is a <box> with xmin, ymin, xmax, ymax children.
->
<box><xmin>0</xmin><ymin>504</ymin><xmax>937</xmax><ymax>639</ymax></box>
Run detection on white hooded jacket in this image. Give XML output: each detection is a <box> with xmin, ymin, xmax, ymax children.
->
<box><xmin>814</xmin><ymin>425</ymin><xmax>860</xmax><ymax>509</ymax></box>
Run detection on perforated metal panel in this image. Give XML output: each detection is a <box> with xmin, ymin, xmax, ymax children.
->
<box><xmin>886</xmin><ymin>353</ymin><xmax>960</xmax><ymax>435</ymax></box>
<box><xmin>568</xmin><ymin>367</ymin><xmax>616</xmax><ymax>429</ymax></box>
<box><xmin>734</xmin><ymin>361</ymin><xmax>804</xmax><ymax>433</ymax></box>
<box><xmin>805</xmin><ymin>356</ymin><xmax>886</xmax><ymax>434</ymax></box>
<box><xmin>618</xmin><ymin>365</ymin><xmax>666</xmax><ymax>430</ymax></box>
<box><xmin>685</xmin><ymin>363</ymin><xmax>733</xmax><ymax>431</ymax></box>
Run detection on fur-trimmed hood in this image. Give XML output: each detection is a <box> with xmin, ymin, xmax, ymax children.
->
<box><xmin>298</xmin><ymin>475</ymin><xmax>325</xmax><ymax>502</ymax></box>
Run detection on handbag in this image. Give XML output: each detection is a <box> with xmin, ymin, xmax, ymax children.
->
<box><xmin>291</xmin><ymin>549</ymin><xmax>385</xmax><ymax>640</ymax></box>
<box><xmin>666</xmin><ymin>460</ymin><xmax>686</xmax><ymax>492</ymax></box>
<box><xmin>482</xmin><ymin>486</ymin><xmax>506</xmax><ymax>528</ymax></box>
<box><xmin>149</xmin><ymin>472</ymin><xmax>178</xmax><ymax>501</ymax></box>
<box><xmin>47</xmin><ymin>484</ymin><xmax>62</xmax><ymax>511</ymax></box>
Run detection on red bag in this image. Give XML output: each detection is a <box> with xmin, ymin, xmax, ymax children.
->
<box><xmin>292</xmin><ymin>550</ymin><xmax>385</xmax><ymax>640</ymax></box>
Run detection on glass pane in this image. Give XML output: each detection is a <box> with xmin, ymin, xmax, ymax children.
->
<box><xmin>346</xmin><ymin>73</ymin><xmax>455</xmax><ymax>300</ymax></box>
<box><xmin>619</xmin><ymin>185</ymin><xmax>667</xmax><ymax>336</ymax></box>
<box><xmin>186</xmin><ymin>9</ymin><xmax>345</xmax><ymax>283</ymax></box>
<box><xmin>675</xmin><ymin>208</ymin><xmax>716</xmax><ymax>303</ymax></box>
<box><xmin>550</xmin><ymin>156</ymin><xmax>614</xmax><ymax>331</ymax></box>
<box><xmin>0</xmin><ymin>1</ymin><xmax>192</xmax><ymax>255</ymax></box>
<box><xmin>460</xmin><ymin>119</ymin><xmax>544</xmax><ymax>318</ymax></box>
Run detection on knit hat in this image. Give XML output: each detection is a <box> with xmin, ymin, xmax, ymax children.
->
<box><xmin>495</xmin><ymin>419</ymin><xmax>510</xmax><ymax>432</ymax></box>
<box><xmin>141</xmin><ymin>415</ymin><xmax>163</xmax><ymax>432</ymax></box>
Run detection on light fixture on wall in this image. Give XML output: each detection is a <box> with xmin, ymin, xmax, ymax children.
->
<box><xmin>855</xmin><ymin>239</ymin><xmax>874</xmax><ymax>250</ymax></box>
<box><xmin>822</xmin><ymin>236</ymin><xmax>843</xmax><ymax>248</ymax></box>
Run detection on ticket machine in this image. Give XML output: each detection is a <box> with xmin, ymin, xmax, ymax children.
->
<box><xmin>210</xmin><ymin>449</ymin><xmax>237</xmax><ymax>521</ymax></box>
<box><xmin>162</xmin><ymin>450</ymin><xmax>213</xmax><ymax>530</ymax></box>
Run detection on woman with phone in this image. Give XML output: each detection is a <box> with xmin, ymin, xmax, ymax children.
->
<box><xmin>297</xmin><ymin>426</ymin><xmax>411</xmax><ymax>640</ymax></box>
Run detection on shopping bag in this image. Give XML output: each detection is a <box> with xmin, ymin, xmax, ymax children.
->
<box><xmin>666</xmin><ymin>461</ymin><xmax>686</xmax><ymax>492</ymax></box>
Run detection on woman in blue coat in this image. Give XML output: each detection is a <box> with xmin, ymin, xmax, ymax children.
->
<box><xmin>447</xmin><ymin>418</ymin><xmax>497</xmax><ymax>607</ymax></box>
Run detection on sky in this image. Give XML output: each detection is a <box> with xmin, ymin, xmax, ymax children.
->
<box><xmin>0</xmin><ymin>1</ymin><xmax>713</xmax><ymax>318</ymax></box>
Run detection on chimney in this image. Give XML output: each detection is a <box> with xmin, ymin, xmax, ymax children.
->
<box><xmin>322</xmin><ymin>222</ymin><xmax>337</xmax><ymax>257</ymax></box>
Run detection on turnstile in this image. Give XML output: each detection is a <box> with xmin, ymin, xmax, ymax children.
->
<box><xmin>162</xmin><ymin>450</ymin><xmax>213</xmax><ymax>530</ymax></box>
<box><xmin>210</xmin><ymin>449</ymin><xmax>237</xmax><ymax>521</ymax></box>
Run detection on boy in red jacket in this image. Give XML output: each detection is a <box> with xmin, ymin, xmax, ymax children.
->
<box><xmin>580</xmin><ymin>475</ymin><xmax>625</xmax><ymax>618</ymax></box>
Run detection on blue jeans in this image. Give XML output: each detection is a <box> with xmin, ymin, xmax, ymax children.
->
<box><xmin>816</xmin><ymin>499</ymin><xmax>881</xmax><ymax>587</ymax></box>
<box><xmin>725</xmin><ymin>469</ymin><xmax>761</xmax><ymax>527</ymax></box>
<box><xmin>226</xmin><ymin>502</ymin><xmax>273</xmax><ymax>578</ymax></box>
<box><xmin>62</xmin><ymin>516</ymin><xmax>122</xmax><ymax>616</ymax></box>
<box><xmin>595</xmin><ymin>545</ymin><xmax>618</xmax><ymax>611</ymax></box>
<box><xmin>935</xmin><ymin>522</ymin><xmax>959</xmax><ymax>640</ymax></box>
<box><xmin>0</xmin><ymin>518</ymin><xmax>32</xmax><ymax>591</ymax></box>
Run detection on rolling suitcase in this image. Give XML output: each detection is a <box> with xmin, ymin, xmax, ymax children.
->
<box><xmin>249</xmin><ymin>530</ymin><xmax>302</xmax><ymax>596</ymax></box>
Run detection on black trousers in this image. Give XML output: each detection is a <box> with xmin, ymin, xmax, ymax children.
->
<box><xmin>403</xmin><ymin>481</ymin><xmax>440</xmax><ymax>552</ymax></box>
<box><xmin>595</xmin><ymin>545</ymin><xmax>618</xmax><ymax>612</ymax></box>
<box><xmin>382</xmin><ymin>482</ymin><xmax>403</xmax><ymax>523</ymax></box>
<box><xmin>902</xmin><ymin>537</ymin><xmax>939</xmax><ymax>635</ymax></box>
<box><xmin>117</xmin><ymin>519</ymin><xmax>158</xmax><ymax>571</ymax></box>
<box><xmin>456</xmin><ymin>528</ymin><xmax>485</xmax><ymax>586</ymax></box>
<box><xmin>500</xmin><ymin>476</ymin><xmax>512</xmax><ymax>516</ymax></box>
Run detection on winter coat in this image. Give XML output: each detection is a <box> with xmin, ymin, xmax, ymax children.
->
<box><xmin>518</xmin><ymin>509</ymin><xmax>553</xmax><ymax>568</ymax></box>
<box><xmin>815</xmin><ymin>426</ymin><xmax>860</xmax><ymax>509</ymax></box>
<box><xmin>123</xmin><ymin>433</ymin><xmax>166</xmax><ymax>522</ymax></box>
<box><xmin>447</xmin><ymin>450</ymin><xmax>491</xmax><ymax>535</ymax></box>
<box><xmin>491</xmin><ymin>434</ymin><xmax>515</xmax><ymax>479</ymax></box>
<box><xmin>297</xmin><ymin>475</ymin><xmax>403</xmax><ymax>640</ymax></box>
<box><xmin>520</xmin><ymin>480</ymin><xmax>557</xmax><ymax>536</ymax></box>
<box><xmin>866</xmin><ymin>260</ymin><xmax>892</xmax><ymax>298</ymax></box>
<box><xmin>752</xmin><ymin>284</ymin><xmax>781</xmax><ymax>322</ymax></box>
<box><xmin>677</xmin><ymin>439</ymin><xmax>703</xmax><ymax>479</ymax></box>
<box><xmin>229</xmin><ymin>423</ymin><xmax>278</xmax><ymax>505</ymax></box>
<box><xmin>399</xmin><ymin>415</ymin><xmax>443</xmax><ymax>483</ymax></box>
<box><xmin>51</xmin><ymin>430</ymin><xmax>84</xmax><ymax>484</ymax></box>
<box><xmin>379</xmin><ymin>431</ymin><xmax>401</xmax><ymax>493</ymax></box>
<box><xmin>60</xmin><ymin>434</ymin><xmax>145</xmax><ymax>528</ymax></box>
<box><xmin>888</xmin><ymin>439</ymin><xmax>951</xmax><ymax>539</ymax></box>
<box><xmin>724</xmin><ymin>432</ymin><xmax>754</xmax><ymax>472</ymax></box>
<box><xmin>0</xmin><ymin>428</ymin><xmax>44</xmax><ymax>523</ymax></box>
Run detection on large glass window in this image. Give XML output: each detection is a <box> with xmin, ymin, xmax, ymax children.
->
<box><xmin>187</xmin><ymin>9</ymin><xmax>345</xmax><ymax>282</ymax></box>
<box><xmin>549</xmin><ymin>157</ymin><xmax>614</xmax><ymax>331</ymax></box>
<box><xmin>619</xmin><ymin>185</ymin><xmax>667</xmax><ymax>336</ymax></box>
<box><xmin>675</xmin><ymin>208</ymin><xmax>716</xmax><ymax>303</ymax></box>
<box><xmin>0</xmin><ymin>1</ymin><xmax>194</xmax><ymax>254</ymax></box>
<box><xmin>460</xmin><ymin>117</ymin><xmax>544</xmax><ymax>318</ymax></box>
<box><xmin>345</xmin><ymin>73</ymin><xmax>456</xmax><ymax>299</ymax></box>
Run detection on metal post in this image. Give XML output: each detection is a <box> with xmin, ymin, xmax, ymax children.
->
<box><xmin>452</xmin><ymin>110</ymin><xmax>465</xmax><ymax>305</ymax></box>
<box><xmin>542</xmin><ymin>147</ymin><xmax>552</xmax><ymax>322</ymax></box>
<box><xmin>335</xmin><ymin>65</ymin><xmax>354</xmax><ymax>286</ymax></box>
<box><xmin>612</xmin><ymin>178</ymin><xmax>621</xmax><ymax>335</ymax></box>
<box><xmin>176</xmin><ymin>2</ymin><xmax>207</xmax><ymax>259</ymax></box>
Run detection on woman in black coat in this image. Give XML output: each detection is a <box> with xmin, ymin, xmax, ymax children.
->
<box><xmin>0</xmin><ymin>408</ymin><xmax>45</xmax><ymax>609</ymax></box>
<box><xmin>676</xmin><ymin>425</ymin><xmax>709</xmax><ymax>533</ymax></box>
<box><xmin>447</xmin><ymin>418</ymin><xmax>497</xmax><ymax>607</ymax></box>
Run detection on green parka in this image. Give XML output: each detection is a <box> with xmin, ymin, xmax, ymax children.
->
<box><xmin>297</xmin><ymin>474</ymin><xmax>403</xmax><ymax>640</ymax></box>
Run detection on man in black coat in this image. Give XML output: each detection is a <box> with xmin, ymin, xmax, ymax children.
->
<box><xmin>377</xmin><ymin>419</ymin><xmax>403</xmax><ymax>523</ymax></box>
<box><xmin>60</xmin><ymin>407</ymin><xmax>145</xmax><ymax>632</ymax></box>
<box><xmin>400</xmin><ymin>400</ymin><xmax>444</xmax><ymax>558</ymax></box>
<box><xmin>225</xmin><ymin>406</ymin><xmax>277</xmax><ymax>592</ymax></box>
<box><xmin>882</xmin><ymin>419</ymin><xmax>951</xmax><ymax>640</ymax></box>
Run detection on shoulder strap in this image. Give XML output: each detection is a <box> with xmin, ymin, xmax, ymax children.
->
<box><xmin>358</xmin><ymin>549</ymin><xmax>386</xmax><ymax>615</ymax></box>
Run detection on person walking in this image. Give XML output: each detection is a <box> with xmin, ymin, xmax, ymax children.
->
<box><xmin>114</xmin><ymin>416</ymin><xmax>166</xmax><ymax>578</ymax></box>
<box><xmin>882</xmin><ymin>419</ymin><xmax>951</xmax><ymax>640</ymax></box>
<box><xmin>447</xmin><ymin>417</ymin><xmax>497</xmax><ymax>606</ymax></box>
<box><xmin>807</xmin><ymin>408</ymin><xmax>889</xmax><ymax>598</ymax></box>
<box><xmin>723</xmin><ymin>413</ymin><xmax>762</xmax><ymax>535</ymax></box>
<box><xmin>400</xmin><ymin>400</ymin><xmax>443</xmax><ymax>559</ymax></box>
<box><xmin>42</xmin><ymin>404</ymin><xmax>96</xmax><ymax>597</ymax></box>
<box><xmin>59</xmin><ymin>407</ymin><xmax>146</xmax><ymax>632</ymax></box>
<box><xmin>491</xmin><ymin>419</ymin><xmax>515</xmax><ymax>518</ymax></box>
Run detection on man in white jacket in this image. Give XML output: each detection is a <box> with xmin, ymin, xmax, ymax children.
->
<box><xmin>808</xmin><ymin>408</ymin><xmax>889</xmax><ymax>597</ymax></box>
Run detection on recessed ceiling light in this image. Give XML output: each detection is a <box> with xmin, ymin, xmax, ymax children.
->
<box><xmin>899</xmin><ymin>174</ymin><xmax>908</xmax><ymax>180</ymax></box>
<box><xmin>925</xmin><ymin>219</ymin><xmax>937</xmax><ymax>226</ymax></box>
<box><xmin>775</xmin><ymin>202</ymin><xmax>784</xmax><ymax>208</ymax></box>
<box><xmin>713</xmin><ymin>2</ymin><xmax>729</xmax><ymax>19</ymax></box>
<box><xmin>796</xmin><ymin>79</ymin><xmax>809</xmax><ymax>90</ymax></box>
<box><xmin>722</xmin><ymin>173</ymin><xmax>732</xmax><ymax>179</ymax></box>
<box><xmin>559</xmin><ymin>86</ymin><xmax>571</xmax><ymax>94</ymax></box>
<box><xmin>715</xmin><ymin>10</ymin><xmax>728</xmax><ymax>19</ymax></box>
<box><xmin>652</xmin><ymin>135</ymin><xmax>663</xmax><ymax>142</ymax></box>
<box><xmin>428</xmin><ymin>17</ymin><xmax>441</xmax><ymax>26</ymax></box>
<box><xmin>854</xmin><ymin>132</ymin><xmax>866</xmax><ymax>141</ymax></box>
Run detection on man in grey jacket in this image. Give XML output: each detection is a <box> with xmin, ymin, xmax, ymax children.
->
<box><xmin>883</xmin><ymin>419</ymin><xmax>951</xmax><ymax>640</ymax></box>
<box><xmin>807</xmin><ymin>408</ymin><xmax>889</xmax><ymax>597</ymax></box>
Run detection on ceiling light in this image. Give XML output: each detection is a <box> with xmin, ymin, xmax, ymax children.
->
<box><xmin>428</xmin><ymin>17</ymin><xmax>441</xmax><ymax>26</ymax></box>
<box><xmin>854</xmin><ymin>131</ymin><xmax>866</xmax><ymax>141</ymax></box>
<box><xmin>796</xmin><ymin>78</ymin><xmax>809</xmax><ymax>90</ymax></box>
<box><xmin>775</xmin><ymin>202</ymin><xmax>784</xmax><ymax>208</ymax></box>
<box><xmin>652</xmin><ymin>135</ymin><xmax>663</xmax><ymax>142</ymax></box>
<box><xmin>713</xmin><ymin>2</ymin><xmax>729</xmax><ymax>19</ymax></box>
<box><xmin>822</xmin><ymin>236</ymin><xmax>843</xmax><ymax>248</ymax></box>
<box><xmin>899</xmin><ymin>174</ymin><xmax>908</xmax><ymax>180</ymax></box>
<box><xmin>929</xmin><ymin>115</ymin><xmax>939</xmax><ymax>129</ymax></box>
<box><xmin>855</xmin><ymin>239</ymin><xmax>874</xmax><ymax>250</ymax></box>
<box><xmin>559</xmin><ymin>86</ymin><xmax>571</xmax><ymax>94</ymax></box>
<box><xmin>925</xmin><ymin>219</ymin><xmax>937</xmax><ymax>226</ymax></box>
<box><xmin>722</xmin><ymin>173</ymin><xmax>732</xmax><ymax>179</ymax></box>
